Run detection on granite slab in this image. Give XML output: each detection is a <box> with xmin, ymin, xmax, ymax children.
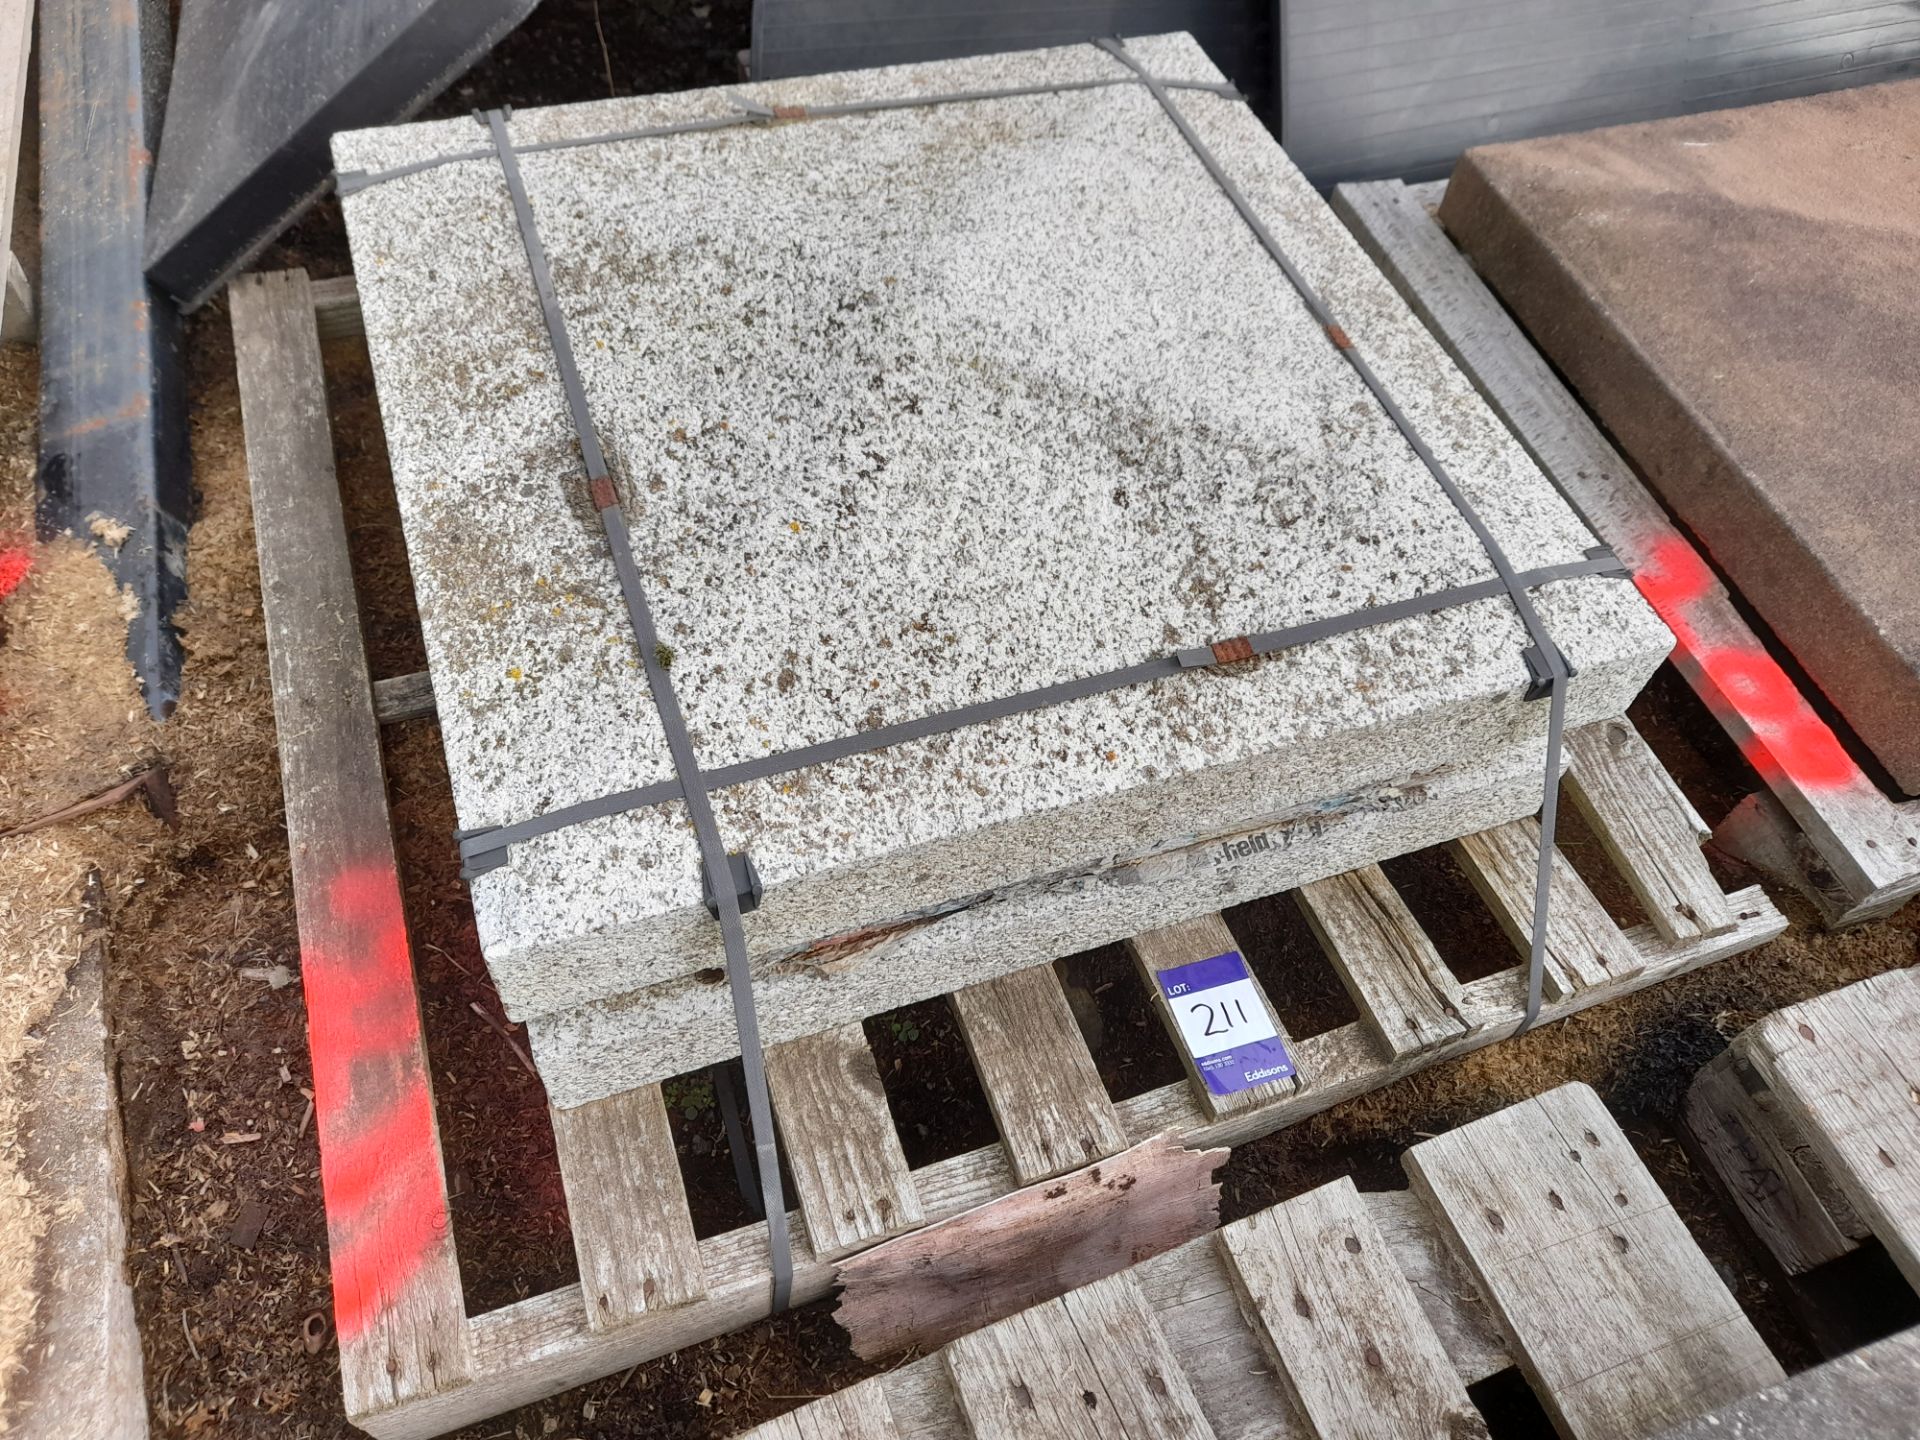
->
<box><xmin>333</xmin><ymin>33</ymin><xmax>1670</xmax><ymax>1028</ymax></box>
<box><xmin>532</xmin><ymin>736</ymin><xmax>1549</xmax><ymax>1104</ymax></box>
<box><xmin>1441</xmin><ymin>79</ymin><xmax>1920</xmax><ymax>794</ymax></box>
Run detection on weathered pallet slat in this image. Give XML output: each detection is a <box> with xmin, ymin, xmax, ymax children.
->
<box><xmin>1331</xmin><ymin>178</ymin><xmax>1920</xmax><ymax>928</ymax></box>
<box><xmin>311</xmin><ymin>272</ymin><xmax>367</xmax><ymax>341</ymax></box>
<box><xmin>766</xmin><ymin>1022</ymin><xmax>923</xmax><ymax>1260</ymax></box>
<box><xmin>944</xmin><ymin>1272</ymin><xmax>1214</xmax><ymax>1440</ymax></box>
<box><xmin>1684</xmin><ymin>1050</ymin><xmax>1862</xmax><ymax>1275</ymax></box>
<box><xmin>756</xmin><ymin>1379</ymin><xmax>900</xmax><ymax>1440</ymax></box>
<box><xmin>372</xmin><ymin>670</ymin><xmax>435</xmax><ymax>724</ymax></box>
<box><xmin>1055</xmin><ymin>1273</ymin><xmax>1218</xmax><ymax>1438</ymax></box>
<box><xmin>1452</xmin><ymin>819</ymin><xmax>1643</xmax><ymax>996</ymax></box>
<box><xmin>1219</xmin><ymin>1175</ymin><xmax>1488</xmax><ymax>1439</ymax></box>
<box><xmin>1740</xmin><ymin>969</ymin><xmax>1920</xmax><ymax>1291</ymax></box>
<box><xmin>951</xmin><ymin>965</ymin><xmax>1130</xmax><ymax>1184</ymax></box>
<box><xmin>1296</xmin><ymin>866</ymin><xmax>1473</xmax><ymax>1059</ymax></box>
<box><xmin>1127</xmin><ymin>913</ymin><xmax>1301</xmax><ymax>1116</ymax></box>
<box><xmin>1563</xmin><ymin>720</ymin><xmax>1734</xmax><ymax>943</ymax></box>
<box><xmin>547</xmin><ymin>1084</ymin><xmax>704</xmax><ymax>1329</ymax></box>
<box><xmin>230</xmin><ymin>270</ymin><xmax>471</xmax><ymax>1415</ymax></box>
<box><xmin>1406</xmin><ymin>1083</ymin><xmax>1783</xmax><ymax>1439</ymax></box>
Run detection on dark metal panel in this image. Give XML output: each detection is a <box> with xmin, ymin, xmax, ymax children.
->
<box><xmin>1279</xmin><ymin>0</ymin><xmax>1920</xmax><ymax>185</ymax></box>
<box><xmin>145</xmin><ymin>0</ymin><xmax>539</xmax><ymax>309</ymax></box>
<box><xmin>751</xmin><ymin>1</ymin><xmax>1274</xmax><ymax>110</ymax></box>
<box><xmin>37</xmin><ymin>0</ymin><xmax>189</xmax><ymax>719</ymax></box>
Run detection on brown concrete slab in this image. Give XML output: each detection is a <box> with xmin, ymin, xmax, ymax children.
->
<box><xmin>1440</xmin><ymin>79</ymin><xmax>1920</xmax><ymax>794</ymax></box>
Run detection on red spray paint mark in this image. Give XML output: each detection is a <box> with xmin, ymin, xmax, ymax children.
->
<box><xmin>304</xmin><ymin>862</ymin><xmax>450</xmax><ymax>1341</ymax></box>
<box><xmin>1634</xmin><ymin>536</ymin><xmax>1860</xmax><ymax>792</ymax></box>
<box><xmin>0</xmin><ymin>545</ymin><xmax>32</xmax><ymax>601</ymax></box>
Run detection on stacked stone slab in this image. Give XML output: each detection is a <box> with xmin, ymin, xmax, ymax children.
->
<box><xmin>1439</xmin><ymin>79</ymin><xmax>1920</xmax><ymax>796</ymax></box>
<box><xmin>334</xmin><ymin>33</ymin><xmax>1671</xmax><ymax>1109</ymax></box>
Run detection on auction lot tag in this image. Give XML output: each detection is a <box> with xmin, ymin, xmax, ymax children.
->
<box><xmin>1156</xmin><ymin>949</ymin><xmax>1295</xmax><ymax>1096</ymax></box>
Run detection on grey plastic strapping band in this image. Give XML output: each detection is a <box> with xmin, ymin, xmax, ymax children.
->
<box><xmin>456</xmin><ymin>548</ymin><xmax>1626</xmax><ymax>875</ymax></box>
<box><xmin>484</xmin><ymin>110</ymin><xmax>795</xmax><ymax>1311</ymax></box>
<box><xmin>711</xmin><ymin>1062</ymin><xmax>764</xmax><ymax>1220</ymax></box>
<box><xmin>1094</xmin><ymin>35</ymin><xmax>1570</xmax><ymax>1034</ymax></box>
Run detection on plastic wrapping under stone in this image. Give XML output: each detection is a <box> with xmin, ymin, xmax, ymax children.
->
<box><xmin>331</xmin><ymin>33</ymin><xmax>1673</xmax><ymax>1055</ymax></box>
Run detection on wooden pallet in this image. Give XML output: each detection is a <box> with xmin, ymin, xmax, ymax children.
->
<box><xmin>232</xmin><ymin>268</ymin><xmax>1786</xmax><ymax>1439</ymax></box>
<box><xmin>741</xmin><ymin>1082</ymin><xmax>1784</xmax><ymax>1440</ymax></box>
<box><xmin>1332</xmin><ymin>180</ymin><xmax>1920</xmax><ymax>931</ymax></box>
<box><xmin>1688</xmin><ymin>968</ymin><xmax>1920</xmax><ymax>1286</ymax></box>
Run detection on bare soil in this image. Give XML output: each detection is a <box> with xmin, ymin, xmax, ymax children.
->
<box><xmin>0</xmin><ymin>5</ymin><xmax>1914</xmax><ymax>1439</ymax></box>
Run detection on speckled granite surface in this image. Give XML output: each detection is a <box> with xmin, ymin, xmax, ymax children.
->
<box><xmin>335</xmin><ymin>34</ymin><xmax>1670</xmax><ymax>1029</ymax></box>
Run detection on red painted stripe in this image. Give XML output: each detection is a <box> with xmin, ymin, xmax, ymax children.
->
<box><xmin>0</xmin><ymin>545</ymin><xmax>32</xmax><ymax>601</ymax></box>
<box><xmin>303</xmin><ymin>862</ymin><xmax>451</xmax><ymax>1340</ymax></box>
<box><xmin>1634</xmin><ymin>536</ymin><xmax>1860</xmax><ymax>793</ymax></box>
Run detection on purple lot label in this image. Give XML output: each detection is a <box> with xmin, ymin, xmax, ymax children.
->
<box><xmin>1156</xmin><ymin>949</ymin><xmax>1295</xmax><ymax>1096</ymax></box>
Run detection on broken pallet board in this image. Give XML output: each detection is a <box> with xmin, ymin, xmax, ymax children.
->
<box><xmin>834</xmin><ymin>1134</ymin><xmax>1225</xmax><ymax>1360</ymax></box>
<box><xmin>749</xmin><ymin>1187</ymin><xmax>1507</xmax><ymax>1440</ymax></box>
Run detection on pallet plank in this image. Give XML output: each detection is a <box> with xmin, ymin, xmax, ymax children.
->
<box><xmin>1296</xmin><ymin>867</ymin><xmax>1473</xmax><ymax>1058</ymax></box>
<box><xmin>231</xmin><ymin>269</ymin><xmax>470</xmax><ymax>1413</ymax></box>
<box><xmin>751</xmin><ymin>1378</ymin><xmax>901</xmax><ymax>1440</ymax></box>
<box><xmin>1406</xmin><ymin>1083</ymin><xmax>1782</xmax><ymax>1439</ymax></box>
<box><xmin>1683</xmin><ymin>1050</ymin><xmax>1861</xmax><ymax>1275</ymax></box>
<box><xmin>1219</xmin><ymin>1175</ymin><xmax>1487</xmax><ymax>1440</ymax></box>
<box><xmin>951</xmin><ymin>965</ymin><xmax>1129</xmax><ymax>1184</ymax></box>
<box><xmin>1452</xmin><ymin>819</ymin><xmax>1643</xmax><ymax>996</ymax></box>
<box><xmin>1128</xmin><ymin>913</ymin><xmax>1301</xmax><ymax>1115</ymax></box>
<box><xmin>766</xmin><ymin>1022</ymin><xmax>924</xmax><ymax>1260</ymax></box>
<box><xmin>1331</xmin><ymin>178</ymin><xmax>1920</xmax><ymax>924</ymax></box>
<box><xmin>311</xmin><ymin>272</ymin><xmax>367</xmax><ymax>341</ymax></box>
<box><xmin>1741</xmin><ymin>968</ymin><xmax>1920</xmax><ymax>1291</ymax></box>
<box><xmin>372</xmin><ymin>669</ymin><xmax>435</xmax><ymax>724</ymax></box>
<box><xmin>944</xmin><ymin>1299</ymin><xmax>1107</xmax><ymax>1439</ymax></box>
<box><xmin>1563</xmin><ymin>719</ymin><xmax>1734</xmax><ymax>943</ymax></box>
<box><xmin>548</xmin><ymin>1085</ymin><xmax>705</xmax><ymax>1329</ymax></box>
<box><xmin>1057</xmin><ymin>1272</ymin><xmax>1217</xmax><ymax>1439</ymax></box>
<box><xmin>944</xmin><ymin>1273</ymin><xmax>1214</xmax><ymax>1440</ymax></box>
